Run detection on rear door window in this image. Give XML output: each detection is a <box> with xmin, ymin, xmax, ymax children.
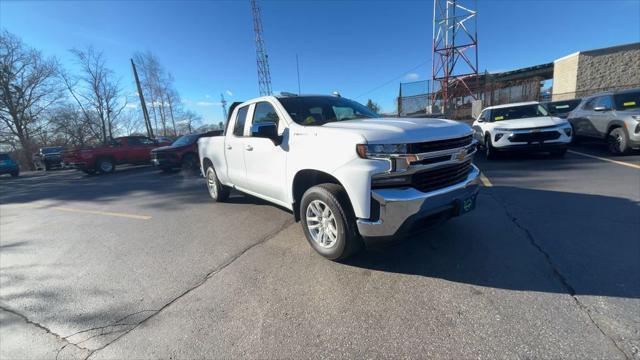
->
<box><xmin>233</xmin><ymin>106</ymin><xmax>249</xmax><ymax>137</ymax></box>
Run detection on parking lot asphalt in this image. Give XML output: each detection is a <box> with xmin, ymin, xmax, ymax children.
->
<box><xmin>1</xmin><ymin>143</ymin><xmax>639</xmax><ymax>359</ymax></box>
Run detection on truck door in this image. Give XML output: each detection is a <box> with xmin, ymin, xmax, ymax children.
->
<box><xmin>242</xmin><ymin>101</ymin><xmax>288</xmax><ymax>202</ymax></box>
<box><xmin>225</xmin><ymin>105</ymin><xmax>250</xmax><ymax>188</ymax></box>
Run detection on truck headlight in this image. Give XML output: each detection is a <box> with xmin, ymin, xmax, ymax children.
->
<box><xmin>356</xmin><ymin>144</ymin><xmax>408</xmax><ymax>158</ymax></box>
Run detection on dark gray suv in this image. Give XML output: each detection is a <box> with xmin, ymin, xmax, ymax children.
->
<box><xmin>568</xmin><ymin>88</ymin><xmax>640</xmax><ymax>154</ymax></box>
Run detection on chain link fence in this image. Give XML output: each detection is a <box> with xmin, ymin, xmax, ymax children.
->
<box><xmin>398</xmin><ymin>78</ymin><xmax>640</xmax><ymax>120</ymax></box>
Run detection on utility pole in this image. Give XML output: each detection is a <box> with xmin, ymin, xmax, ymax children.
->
<box><xmin>131</xmin><ymin>59</ymin><xmax>154</xmax><ymax>138</ymax></box>
<box><xmin>251</xmin><ymin>0</ymin><xmax>272</xmax><ymax>96</ymax></box>
<box><xmin>220</xmin><ymin>93</ymin><xmax>228</xmax><ymax>123</ymax></box>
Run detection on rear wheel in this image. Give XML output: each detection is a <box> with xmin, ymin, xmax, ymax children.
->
<box><xmin>607</xmin><ymin>127</ymin><xmax>630</xmax><ymax>155</ymax></box>
<box><xmin>97</xmin><ymin>158</ymin><xmax>115</xmax><ymax>174</ymax></box>
<box><xmin>300</xmin><ymin>183</ymin><xmax>362</xmax><ymax>261</ymax></box>
<box><xmin>205</xmin><ymin>165</ymin><xmax>229</xmax><ymax>202</ymax></box>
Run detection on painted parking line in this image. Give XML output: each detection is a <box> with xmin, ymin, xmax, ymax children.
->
<box><xmin>5</xmin><ymin>204</ymin><xmax>152</xmax><ymax>220</ymax></box>
<box><xmin>479</xmin><ymin>173</ymin><xmax>493</xmax><ymax>187</ymax></box>
<box><xmin>568</xmin><ymin>150</ymin><xmax>640</xmax><ymax>170</ymax></box>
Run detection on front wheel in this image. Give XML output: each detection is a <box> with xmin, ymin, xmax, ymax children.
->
<box><xmin>205</xmin><ymin>165</ymin><xmax>229</xmax><ymax>202</ymax></box>
<box><xmin>300</xmin><ymin>183</ymin><xmax>362</xmax><ymax>261</ymax></box>
<box><xmin>485</xmin><ymin>134</ymin><xmax>497</xmax><ymax>160</ymax></box>
<box><xmin>607</xmin><ymin>127</ymin><xmax>630</xmax><ymax>155</ymax></box>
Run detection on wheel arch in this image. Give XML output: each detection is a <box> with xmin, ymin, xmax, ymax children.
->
<box><xmin>291</xmin><ymin>169</ymin><xmax>348</xmax><ymax>222</ymax></box>
<box><xmin>606</xmin><ymin>120</ymin><xmax>626</xmax><ymax>135</ymax></box>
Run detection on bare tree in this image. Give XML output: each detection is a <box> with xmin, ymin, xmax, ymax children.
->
<box><xmin>0</xmin><ymin>30</ymin><xmax>62</xmax><ymax>167</ymax></box>
<box><xmin>64</xmin><ymin>46</ymin><xmax>126</xmax><ymax>144</ymax></box>
<box><xmin>133</xmin><ymin>51</ymin><xmax>182</xmax><ymax>137</ymax></box>
<box><xmin>175</xmin><ymin>109</ymin><xmax>201</xmax><ymax>135</ymax></box>
<box><xmin>47</xmin><ymin>104</ymin><xmax>100</xmax><ymax>147</ymax></box>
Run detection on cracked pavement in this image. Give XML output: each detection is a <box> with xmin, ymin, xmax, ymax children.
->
<box><xmin>1</xmin><ymin>146</ymin><xmax>639</xmax><ymax>359</ymax></box>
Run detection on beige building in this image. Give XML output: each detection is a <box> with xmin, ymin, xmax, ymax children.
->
<box><xmin>552</xmin><ymin>43</ymin><xmax>640</xmax><ymax>100</ymax></box>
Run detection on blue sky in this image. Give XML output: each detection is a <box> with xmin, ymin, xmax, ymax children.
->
<box><xmin>1</xmin><ymin>0</ymin><xmax>639</xmax><ymax>125</ymax></box>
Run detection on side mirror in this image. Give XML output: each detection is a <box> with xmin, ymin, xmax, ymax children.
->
<box><xmin>251</xmin><ymin>122</ymin><xmax>280</xmax><ymax>144</ymax></box>
<box><xmin>477</xmin><ymin>118</ymin><xmax>484</xmax><ymax>123</ymax></box>
<box><xmin>593</xmin><ymin>106</ymin><xmax>609</xmax><ymax>112</ymax></box>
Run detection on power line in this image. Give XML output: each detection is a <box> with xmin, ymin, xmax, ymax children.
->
<box><xmin>354</xmin><ymin>60</ymin><xmax>430</xmax><ymax>100</ymax></box>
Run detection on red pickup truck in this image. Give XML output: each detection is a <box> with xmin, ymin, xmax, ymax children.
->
<box><xmin>63</xmin><ymin>136</ymin><xmax>171</xmax><ymax>175</ymax></box>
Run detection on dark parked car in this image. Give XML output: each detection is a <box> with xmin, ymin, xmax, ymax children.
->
<box><xmin>0</xmin><ymin>153</ymin><xmax>20</xmax><ymax>177</ymax></box>
<box><xmin>543</xmin><ymin>99</ymin><xmax>582</xmax><ymax>119</ymax></box>
<box><xmin>568</xmin><ymin>88</ymin><xmax>640</xmax><ymax>154</ymax></box>
<box><xmin>151</xmin><ymin>130</ymin><xmax>222</xmax><ymax>172</ymax></box>
<box><xmin>33</xmin><ymin>146</ymin><xmax>65</xmax><ymax>171</ymax></box>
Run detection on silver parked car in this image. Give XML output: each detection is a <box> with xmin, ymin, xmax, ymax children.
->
<box><xmin>568</xmin><ymin>88</ymin><xmax>640</xmax><ymax>154</ymax></box>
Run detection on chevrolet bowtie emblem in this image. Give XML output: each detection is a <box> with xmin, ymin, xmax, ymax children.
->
<box><xmin>455</xmin><ymin>149</ymin><xmax>467</xmax><ymax>161</ymax></box>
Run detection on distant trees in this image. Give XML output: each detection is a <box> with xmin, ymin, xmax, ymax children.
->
<box><xmin>0</xmin><ymin>30</ymin><xmax>215</xmax><ymax>168</ymax></box>
<box><xmin>0</xmin><ymin>30</ymin><xmax>62</xmax><ymax>164</ymax></box>
<box><xmin>366</xmin><ymin>99</ymin><xmax>380</xmax><ymax>113</ymax></box>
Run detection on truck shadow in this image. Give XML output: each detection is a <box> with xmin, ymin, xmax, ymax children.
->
<box><xmin>345</xmin><ymin>186</ymin><xmax>640</xmax><ymax>299</ymax></box>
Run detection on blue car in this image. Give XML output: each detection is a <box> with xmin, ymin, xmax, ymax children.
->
<box><xmin>0</xmin><ymin>153</ymin><xmax>20</xmax><ymax>177</ymax></box>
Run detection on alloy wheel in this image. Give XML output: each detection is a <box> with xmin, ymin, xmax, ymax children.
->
<box><xmin>306</xmin><ymin>200</ymin><xmax>338</xmax><ymax>248</ymax></box>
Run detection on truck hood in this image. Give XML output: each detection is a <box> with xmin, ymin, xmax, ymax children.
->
<box><xmin>492</xmin><ymin>116</ymin><xmax>567</xmax><ymax>130</ymax></box>
<box><xmin>321</xmin><ymin>117</ymin><xmax>472</xmax><ymax>143</ymax></box>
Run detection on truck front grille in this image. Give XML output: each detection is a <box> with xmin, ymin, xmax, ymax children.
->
<box><xmin>509</xmin><ymin>131</ymin><xmax>560</xmax><ymax>143</ymax></box>
<box><xmin>411</xmin><ymin>160</ymin><xmax>472</xmax><ymax>193</ymax></box>
<box><xmin>408</xmin><ymin>135</ymin><xmax>473</xmax><ymax>153</ymax></box>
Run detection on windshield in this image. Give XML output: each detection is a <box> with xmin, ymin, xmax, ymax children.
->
<box><xmin>491</xmin><ymin>104</ymin><xmax>549</xmax><ymax>121</ymax></box>
<box><xmin>42</xmin><ymin>147</ymin><xmax>64</xmax><ymax>154</ymax></box>
<box><xmin>614</xmin><ymin>91</ymin><xmax>640</xmax><ymax>110</ymax></box>
<box><xmin>172</xmin><ymin>134</ymin><xmax>199</xmax><ymax>146</ymax></box>
<box><xmin>278</xmin><ymin>96</ymin><xmax>379</xmax><ymax>126</ymax></box>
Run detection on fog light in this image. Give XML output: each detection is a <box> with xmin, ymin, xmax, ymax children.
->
<box><xmin>563</xmin><ymin>127</ymin><xmax>572</xmax><ymax>136</ymax></box>
<box><xmin>494</xmin><ymin>133</ymin><xmax>504</xmax><ymax>142</ymax></box>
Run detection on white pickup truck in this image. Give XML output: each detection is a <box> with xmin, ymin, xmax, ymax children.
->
<box><xmin>198</xmin><ymin>94</ymin><xmax>480</xmax><ymax>260</ymax></box>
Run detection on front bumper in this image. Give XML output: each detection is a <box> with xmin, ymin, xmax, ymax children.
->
<box><xmin>356</xmin><ymin>165</ymin><xmax>480</xmax><ymax>241</ymax></box>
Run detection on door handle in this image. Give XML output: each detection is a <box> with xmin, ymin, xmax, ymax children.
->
<box><xmin>245</xmin><ymin>145</ymin><xmax>253</xmax><ymax>151</ymax></box>
<box><xmin>226</xmin><ymin>145</ymin><xmax>232</xmax><ymax>150</ymax></box>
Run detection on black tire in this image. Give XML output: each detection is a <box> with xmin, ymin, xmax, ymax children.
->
<box><xmin>300</xmin><ymin>183</ymin><xmax>362</xmax><ymax>261</ymax></box>
<box><xmin>181</xmin><ymin>153</ymin><xmax>198</xmax><ymax>173</ymax></box>
<box><xmin>96</xmin><ymin>157</ymin><xmax>115</xmax><ymax>174</ymax></box>
<box><xmin>607</xmin><ymin>127</ymin><xmax>630</xmax><ymax>155</ymax></box>
<box><xmin>550</xmin><ymin>148</ymin><xmax>567</xmax><ymax>157</ymax></box>
<box><xmin>10</xmin><ymin>170</ymin><xmax>19</xmax><ymax>177</ymax></box>
<box><xmin>485</xmin><ymin>134</ymin><xmax>497</xmax><ymax>160</ymax></box>
<box><xmin>204</xmin><ymin>165</ymin><xmax>229</xmax><ymax>202</ymax></box>
<box><xmin>44</xmin><ymin>163</ymin><xmax>51</xmax><ymax>171</ymax></box>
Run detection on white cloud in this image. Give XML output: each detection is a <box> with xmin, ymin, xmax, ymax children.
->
<box><xmin>226</xmin><ymin>90</ymin><xmax>233</xmax><ymax>96</ymax></box>
<box><xmin>125</xmin><ymin>103</ymin><xmax>138</xmax><ymax>109</ymax></box>
<box><xmin>404</xmin><ymin>72</ymin><xmax>420</xmax><ymax>81</ymax></box>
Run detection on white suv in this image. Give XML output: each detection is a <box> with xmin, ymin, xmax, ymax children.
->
<box><xmin>472</xmin><ymin>101</ymin><xmax>572</xmax><ymax>159</ymax></box>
